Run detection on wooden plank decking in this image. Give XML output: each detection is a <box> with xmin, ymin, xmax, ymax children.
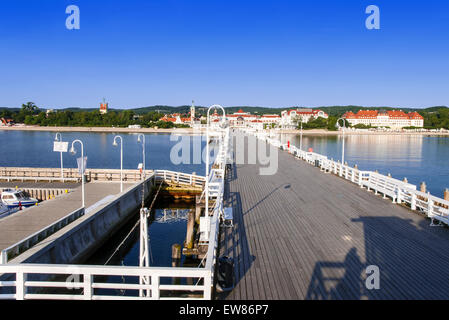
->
<box><xmin>0</xmin><ymin>182</ymin><xmax>131</xmax><ymax>251</ymax></box>
<box><xmin>218</xmin><ymin>134</ymin><xmax>449</xmax><ymax>300</ymax></box>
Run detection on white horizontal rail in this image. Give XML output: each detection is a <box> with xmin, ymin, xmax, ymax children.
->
<box><xmin>0</xmin><ymin>264</ymin><xmax>210</xmax><ymax>300</ymax></box>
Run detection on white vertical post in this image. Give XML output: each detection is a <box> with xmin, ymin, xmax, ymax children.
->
<box><xmin>428</xmin><ymin>194</ymin><xmax>433</xmax><ymax>218</ymax></box>
<box><xmin>60</xmin><ymin>150</ymin><xmax>64</xmax><ymax>183</ymax></box>
<box><xmin>139</xmin><ymin>208</ymin><xmax>150</xmax><ymax>297</ymax></box>
<box><xmin>83</xmin><ymin>273</ymin><xmax>93</xmax><ymax>300</ymax></box>
<box><xmin>151</xmin><ymin>275</ymin><xmax>160</xmax><ymax>299</ymax></box>
<box><xmin>16</xmin><ymin>272</ymin><xmax>26</xmax><ymax>300</ymax></box>
<box><xmin>55</xmin><ymin>133</ymin><xmax>64</xmax><ymax>183</ymax></box>
<box><xmin>411</xmin><ymin>193</ymin><xmax>417</xmax><ymax>210</ymax></box>
<box><xmin>0</xmin><ymin>250</ymin><xmax>6</xmax><ymax>264</ymax></box>
<box><xmin>204</xmin><ymin>272</ymin><xmax>212</xmax><ymax>300</ymax></box>
<box><xmin>113</xmin><ymin>135</ymin><xmax>124</xmax><ymax>193</ymax></box>
<box><xmin>70</xmin><ymin>140</ymin><xmax>85</xmax><ymax>208</ymax></box>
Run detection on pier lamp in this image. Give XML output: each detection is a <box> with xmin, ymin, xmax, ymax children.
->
<box><xmin>70</xmin><ymin>139</ymin><xmax>85</xmax><ymax>208</ymax></box>
<box><xmin>137</xmin><ymin>134</ymin><xmax>146</xmax><ymax>179</ymax></box>
<box><xmin>336</xmin><ymin>118</ymin><xmax>346</xmax><ymax>165</ymax></box>
<box><xmin>54</xmin><ymin>132</ymin><xmax>64</xmax><ymax>183</ymax></box>
<box><xmin>206</xmin><ymin>105</ymin><xmax>226</xmax><ymax>215</ymax></box>
<box><xmin>113</xmin><ymin>135</ymin><xmax>124</xmax><ymax>192</ymax></box>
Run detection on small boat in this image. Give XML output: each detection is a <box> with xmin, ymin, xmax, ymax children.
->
<box><xmin>0</xmin><ymin>201</ymin><xmax>19</xmax><ymax>219</ymax></box>
<box><xmin>1</xmin><ymin>189</ymin><xmax>38</xmax><ymax>209</ymax></box>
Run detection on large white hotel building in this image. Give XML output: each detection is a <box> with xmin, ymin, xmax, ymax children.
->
<box><xmin>342</xmin><ymin>110</ymin><xmax>424</xmax><ymax>129</ymax></box>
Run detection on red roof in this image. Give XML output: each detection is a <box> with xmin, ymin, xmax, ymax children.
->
<box><xmin>344</xmin><ymin>110</ymin><xmax>424</xmax><ymax>120</ymax></box>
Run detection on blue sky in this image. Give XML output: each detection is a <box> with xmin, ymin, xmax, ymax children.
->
<box><xmin>0</xmin><ymin>0</ymin><xmax>448</xmax><ymax>109</ymax></box>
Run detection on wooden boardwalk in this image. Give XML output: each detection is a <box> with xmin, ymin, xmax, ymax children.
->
<box><xmin>219</xmin><ymin>134</ymin><xmax>449</xmax><ymax>300</ymax></box>
<box><xmin>0</xmin><ymin>182</ymin><xmax>131</xmax><ymax>251</ymax></box>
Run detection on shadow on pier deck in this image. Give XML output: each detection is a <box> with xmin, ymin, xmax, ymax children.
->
<box><xmin>218</xmin><ymin>136</ymin><xmax>449</xmax><ymax>300</ymax></box>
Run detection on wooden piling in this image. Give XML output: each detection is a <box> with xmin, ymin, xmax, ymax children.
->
<box><xmin>185</xmin><ymin>210</ymin><xmax>195</xmax><ymax>249</ymax></box>
<box><xmin>171</xmin><ymin>244</ymin><xmax>182</xmax><ymax>268</ymax></box>
<box><xmin>444</xmin><ymin>189</ymin><xmax>449</xmax><ymax>201</ymax></box>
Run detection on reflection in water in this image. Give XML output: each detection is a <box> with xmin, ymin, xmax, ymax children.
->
<box><xmin>277</xmin><ymin>133</ymin><xmax>449</xmax><ymax>197</ymax></box>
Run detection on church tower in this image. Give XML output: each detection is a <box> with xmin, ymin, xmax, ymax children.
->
<box><xmin>190</xmin><ymin>100</ymin><xmax>195</xmax><ymax>124</ymax></box>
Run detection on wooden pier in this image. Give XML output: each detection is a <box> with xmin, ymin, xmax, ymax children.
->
<box><xmin>0</xmin><ymin>182</ymin><xmax>131</xmax><ymax>252</ymax></box>
<box><xmin>219</xmin><ymin>134</ymin><xmax>449</xmax><ymax>300</ymax></box>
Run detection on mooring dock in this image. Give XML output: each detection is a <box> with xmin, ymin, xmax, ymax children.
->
<box><xmin>0</xmin><ymin>182</ymin><xmax>131</xmax><ymax>252</ymax></box>
<box><xmin>219</xmin><ymin>134</ymin><xmax>449</xmax><ymax>300</ymax></box>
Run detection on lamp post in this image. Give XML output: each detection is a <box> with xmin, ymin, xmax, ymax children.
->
<box><xmin>205</xmin><ymin>105</ymin><xmax>226</xmax><ymax>216</ymax></box>
<box><xmin>336</xmin><ymin>118</ymin><xmax>346</xmax><ymax>164</ymax></box>
<box><xmin>70</xmin><ymin>139</ymin><xmax>85</xmax><ymax>208</ymax></box>
<box><xmin>299</xmin><ymin>117</ymin><xmax>303</xmax><ymax>151</ymax></box>
<box><xmin>55</xmin><ymin>132</ymin><xmax>64</xmax><ymax>183</ymax></box>
<box><xmin>137</xmin><ymin>134</ymin><xmax>146</xmax><ymax>179</ymax></box>
<box><xmin>113</xmin><ymin>135</ymin><xmax>123</xmax><ymax>192</ymax></box>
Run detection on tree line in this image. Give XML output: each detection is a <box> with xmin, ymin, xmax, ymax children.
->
<box><xmin>2</xmin><ymin>103</ymin><xmax>449</xmax><ymax>130</ymax></box>
<box><xmin>0</xmin><ymin>103</ymin><xmax>189</xmax><ymax>128</ymax></box>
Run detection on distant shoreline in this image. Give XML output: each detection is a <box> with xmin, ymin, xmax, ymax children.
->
<box><xmin>1</xmin><ymin>125</ymin><xmax>449</xmax><ymax>136</ymax></box>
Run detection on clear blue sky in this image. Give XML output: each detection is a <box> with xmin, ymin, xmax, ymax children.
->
<box><xmin>0</xmin><ymin>0</ymin><xmax>448</xmax><ymax>109</ymax></box>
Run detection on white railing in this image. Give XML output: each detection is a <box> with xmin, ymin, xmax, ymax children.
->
<box><xmin>0</xmin><ymin>208</ymin><xmax>85</xmax><ymax>265</ymax></box>
<box><xmin>250</xmin><ymin>130</ymin><xmax>449</xmax><ymax>226</ymax></box>
<box><xmin>0</xmin><ymin>153</ymin><xmax>226</xmax><ymax>299</ymax></box>
<box><xmin>0</xmin><ymin>264</ymin><xmax>211</xmax><ymax>300</ymax></box>
<box><xmin>153</xmin><ymin>170</ymin><xmax>206</xmax><ymax>188</ymax></box>
<box><xmin>0</xmin><ymin>193</ymin><xmax>219</xmax><ymax>300</ymax></box>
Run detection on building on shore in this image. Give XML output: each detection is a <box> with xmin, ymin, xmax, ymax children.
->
<box><xmin>160</xmin><ymin>113</ymin><xmax>192</xmax><ymax>125</ymax></box>
<box><xmin>342</xmin><ymin>110</ymin><xmax>424</xmax><ymax>129</ymax></box>
<box><xmin>280</xmin><ymin>108</ymin><xmax>329</xmax><ymax>128</ymax></box>
<box><xmin>226</xmin><ymin>109</ymin><xmax>258</xmax><ymax>127</ymax></box>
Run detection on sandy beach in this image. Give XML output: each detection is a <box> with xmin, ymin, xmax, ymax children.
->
<box><xmin>1</xmin><ymin>125</ymin><xmax>449</xmax><ymax>136</ymax></box>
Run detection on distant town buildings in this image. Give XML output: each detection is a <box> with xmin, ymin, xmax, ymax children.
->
<box><xmin>343</xmin><ymin>110</ymin><xmax>424</xmax><ymax>129</ymax></box>
<box><xmin>156</xmin><ymin>106</ymin><xmax>424</xmax><ymax>130</ymax></box>
<box><xmin>158</xmin><ymin>107</ymin><xmax>328</xmax><ymax>128</ymax></box>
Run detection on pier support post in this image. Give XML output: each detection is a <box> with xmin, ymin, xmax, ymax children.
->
<box><xmin>185</xmin><ymin>211</ymin><xmax>195</xmax><ymax>249</ymax></box>
<box><xmin>444</xmin><ymin>189</ymin><xmax>449</xmax><ymax>201</ymax></box>
<box><xmin>171</xmin><ymin>244</ymin><xmax>182</xmax><ymax>268</ymax></box>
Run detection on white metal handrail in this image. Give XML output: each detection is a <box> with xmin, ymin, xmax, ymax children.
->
<box><xmin>0</xmin><ymin>263</ymin><xmax>210</xmax><ymax>300</ymax></box>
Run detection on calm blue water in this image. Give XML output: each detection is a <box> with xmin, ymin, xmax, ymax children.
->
<box><xmin>0</xmin><ymin>130</ymin><xmax>206</xmax><ymax>175</ymax></box>
<box><xmin>278</xmin><ymin>134</ymin><xmax>449</xmax><ymax>198</ymax></box>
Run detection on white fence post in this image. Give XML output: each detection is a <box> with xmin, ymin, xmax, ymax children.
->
<box><xmin>428</xmin><ymin>195</ymin><xmax>433</xmax><ymax>218</ymax></box>
<box><xmin>396</xmin><ymin>187</ymin><xmax>401</xmax><ymax>204</ymax></box>
<box><xmin>204</xmin><ymin>272</ymin><xmax>212</xmax><ymax>300</ymax></box>
<box><xmin>151</xmin><ymin>275</ymin><xmax>160</xmax><ymax>299</ymax></box>
<box><xmin>411</xmin><ymin>193</ymin><xmax>417</xmax><ymax>210</ymax></box>
<box><xmin>83</xmin><ymin>273</ymin><xmax>93</xmax><ymax>300</ymax></box>
<box><xmin>0</xmin><ymin>250</ymin><xmax>6</xmax><ymax>264</ymax></box>
<box><xmin>16</xmin><ymin>271</ymin><xmax>26</xmax><ymax>300</ymax></box>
